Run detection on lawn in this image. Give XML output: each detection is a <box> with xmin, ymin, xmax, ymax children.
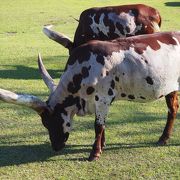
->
<box><xmin>0</xmin><ymin>0</ymin><xmax>180</xmax><ymax>179</ymax></box>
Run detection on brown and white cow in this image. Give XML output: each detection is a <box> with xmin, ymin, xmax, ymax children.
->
<box><xmin>43</xmin><ymin>4</ymin><xmax>161</xmax><ymax>54</ymax></box>
<box><xmin>0</xmin><ymin>31</ymin><xmax>180</xmax><ymax>161</ymax></box>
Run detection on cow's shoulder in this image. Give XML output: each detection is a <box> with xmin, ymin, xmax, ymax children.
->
<box><xmin>66</xmin><ymin>40</ymin><xmax>120</xmax><ymax>67</ymax></box>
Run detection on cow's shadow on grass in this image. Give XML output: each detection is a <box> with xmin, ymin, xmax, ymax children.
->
<box><xmin>0</xmin><ymin>111</ymin><xmax>179</xmax><ymax>166</ymax></box>
<box><xmin>0</xmin><ymin>142</ymin><xmax>93</xmax><ymax>167</ymax></box>
<box><xmin>0</xmin><ymin>141</ymin><xmax>179</xmax><ymax>166</ymax></box>
<box><xmin>165</xmin><ymin>2</ymin><xmax>180</xmax><ymax>7</ymax></box>
<box><xmin>0</xmin><ymin>56</ymin><xmax>67</xmax><ymax>80</ymax></box>
<box><xmin>0</xmin><ymin>143</ymin><xmax>53</xmax><ymax>167</ymax></box>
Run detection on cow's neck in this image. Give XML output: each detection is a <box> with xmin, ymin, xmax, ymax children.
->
<box><xmin>48</xmin><ymin>83</ymin><xmax>82</xmax><ymax>116</ymax></box>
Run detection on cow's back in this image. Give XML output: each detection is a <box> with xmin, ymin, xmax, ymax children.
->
<box><xmin>73</xmin><ymin>4</ymin><xmax>161</xmax><ymax>47</ymax></box>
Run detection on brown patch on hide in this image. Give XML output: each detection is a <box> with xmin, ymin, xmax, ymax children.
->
<box><xmin>86</xmin><ymin>87</ymin><xmax>95</xmax><ymax>95</ymax></box>
<box><xmin>67</xmin><ymin>74</ymin><xmax>83</xmax><ymax>94</ymax></box>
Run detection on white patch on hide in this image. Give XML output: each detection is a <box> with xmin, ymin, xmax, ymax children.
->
<box><xmin>61</xmin><ymin>113</ymin><xmax>72</xmax><ymax>133</ymax></box>
<box><xmin>95</xmin><ymin>96</ymin><xmax>110</xmax><ymax>125</ymax></box>
<box><xmin>108</xmin><ymin>10</ymin><xmax>142</xmax><ymax>37</ymax></box>
<box><xmin>89</xmin><ymin>13</ymin><xmax>109</xmax><ymax>36</ymax></box>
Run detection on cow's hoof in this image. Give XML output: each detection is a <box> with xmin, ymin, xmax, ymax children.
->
<box><xmin>88</xmin><ymin>155</ymin><xmax>100</xmax><ymax>161</ymax></box>
<box><xmin>88</xmin><ymin>151</ymin><xmax>101</xmax><ymax>161</ymax></box>
<box><xmin>101</xmin><ymin>143</ymin><xmax>106</xmax><ymax>150</ymax></box>
<box><xmin>157</xmin><ymin>139</ymin><xmax>167</xmax><ymax>146</ymax></box>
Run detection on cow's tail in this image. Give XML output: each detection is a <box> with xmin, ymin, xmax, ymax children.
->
<box><xmin>43</xmin><ymin>25</ymin><xmax>74</xmax><ymax>52</ymax></box>
<box><xmin>70</xmin><ymin>15</ymin><xmax>79</xmax><ymax>22</ymax></box>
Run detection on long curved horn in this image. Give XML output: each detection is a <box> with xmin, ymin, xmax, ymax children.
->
<box><xmin>38</xmin><ymin>53</ymin><xmax>56</xmax><ymax>93</ymax></box>
<box><xmin>43</xmin><ymin>25</ymin><xmax>73</xmax><ymax>51</ymax></box>
<box><xmin>151</xmin><ymin>21</ymin><xmax>161</xmax><ymax>32</ymax></box>
<box><xmin>0</xmin><ymin>88</ymin><xmax>46</xmax><ymax>114</ymax></box>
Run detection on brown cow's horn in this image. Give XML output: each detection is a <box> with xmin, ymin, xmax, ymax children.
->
<box><xmin>150</xmin><ymin>21</ymin><xmax>160</xmax><ymax>32</ymax></box>
<box><xmin>43</xmin><ymin>25</ymin><xmax>73</xmax><ymax>50</ymax></box>
<box><xmin>0</xmin><ymin>88</ymin><xmax>46</xmax><ymax>114</ymax></box>
<box><xmin>38</xmin><ymin>53</ymin><xmax>56</xmax><ymax>93</ymax></box>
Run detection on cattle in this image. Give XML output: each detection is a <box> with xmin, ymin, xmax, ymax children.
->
<box><xmin>0</xmin><ymin>31</ymin><xmax>180</xmax><ymax>161</ymax></box>
<box><xmin>43</xmin><ymin>4</ymin><xmax>161</xmax><ymax>54</ymax></box>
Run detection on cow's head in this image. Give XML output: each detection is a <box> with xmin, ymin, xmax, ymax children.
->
<box><xmin>137</xmin><ymin>5</ymin><xmax>161</xmax><ymax>34</ymax></box>
<box><xmin>40</xmin><ymin>106</ymin><xmax>69</xmax><ymax>151</ymax></box>
<box><xmin>0</xmin><ymin>54</ymin><xmax>69</xmax><ymax>151</ymax></box>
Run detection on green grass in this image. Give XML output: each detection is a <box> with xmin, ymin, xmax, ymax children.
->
<box><xmin>0</xmin><ymin>0</ymin><xmax>180</xmax><ymax>179</ymax></box>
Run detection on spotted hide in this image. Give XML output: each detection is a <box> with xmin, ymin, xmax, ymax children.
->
<box><xmin>0</xmin><ymin>32</ymin><xmax>180</xmax><ymax>161</ymax></box>
<box><xmin>43</xmin><ymin>4</ymin><xmax>161</xmax><ymax>54</ymax></box>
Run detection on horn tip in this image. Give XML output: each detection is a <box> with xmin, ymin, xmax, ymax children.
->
<box><xmin>38</xmin><ymin>53</ymin><xmax>43</xmax><ymax>69</ymax></box>
<box><xmin>38</xmin><ymin>52</ymin><xmax>41</xmax><ymax>57</ymax></box>
<box><xmin>44</xmin><ymin>24</ymin><xmax>53</xmax><ymax>29</ymax></box>
<box><xmin>43</xmin><ymin>25</ymin><xmax>53</xmax><ymax>34</ymax></box>
<box><xmin>43</xmin><ymin>25</ymin><xmax>53</xmax><ymax>37</ymax></box>
<box><xmin>38</xmin><ymin>53</ymin><xmax>42</xmax><ymax>61</ymax></box>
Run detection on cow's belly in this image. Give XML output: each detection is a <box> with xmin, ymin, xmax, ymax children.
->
<box><xmin>115</xmin><ymin>47</ymin><xmax>180</xmax><ymax>102</ymax></box>
<box><xmin>116</xmin><ymin>78</ymin><xmax>179</xmax><ymax>103</ymax></box>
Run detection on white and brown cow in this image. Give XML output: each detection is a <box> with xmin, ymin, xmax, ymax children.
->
<box><xmin>43</xmin><ymin>4</ymin><xmax>161</xmax><ymax>53</ymax></box>
<box><xmin>0</xmin><ymin>31</ymin><xmax>180</xmax><ymax>161</ymax></box>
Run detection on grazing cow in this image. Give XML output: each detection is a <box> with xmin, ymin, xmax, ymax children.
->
<box><xmin>43</xmin><ymin>4</ymin><xmax>161</xmax><ymax>54</ymax></box>
<box><xmin>0</xmin><ymin>32</ymin><xmax>180</xmax><ymax>161</ymax></box>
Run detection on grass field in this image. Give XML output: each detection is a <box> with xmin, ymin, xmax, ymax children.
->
<box><xmin>0</xmin><ymin>0</ymin><xmax>180</xmax><ymax>179</ymax></box>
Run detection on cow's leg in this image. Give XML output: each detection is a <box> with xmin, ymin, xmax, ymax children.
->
<box><xmin>88</xmin><ymin>121</ymin><xmax>105</xmax><ymax>161</ymax></box>
<box><xmin>101</xmin><ymin>128</ymin><xmax>106</xmax><ymax>149</ymax></box>
<box><xmin>88</xmin><ymin>99</ymin><xmax>109</xmax><ymax>161</ymax></box>
<box><xmin>158</xmin><ymin>91</ymin><xmax>179</xmax><ymax>145</ymax></box>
